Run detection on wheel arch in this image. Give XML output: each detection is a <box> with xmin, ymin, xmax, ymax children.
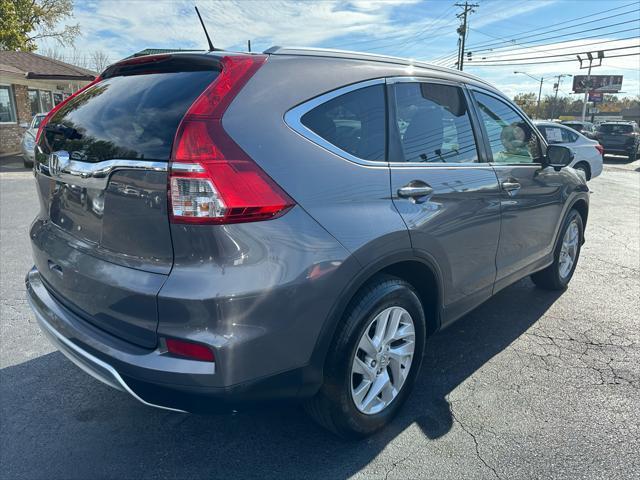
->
<box><xmin>571</xmin><ymin>197</ymin><xmax>589</xmax><ymax>232</ymax></box>
<box><xmin>573</xmin><ymin>161</ymin><xmax>592</xmax><ymax>180</ymax></box>
<box><xmin>308</xmin><ymin>250</ymin><xmax>444</xmax><ymax>386</ymax></box>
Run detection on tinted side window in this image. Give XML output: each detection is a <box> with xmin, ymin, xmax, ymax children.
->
<box><xmin>301</xmin><ymin>84</ymin><xmax>385</xmax><ymax>162</ymax></box>
<box><xmin>473</xmin><ymin>92</ymin><xmax>542</xmax><ymax>164</ymax></box>
<box><xmin>393</xmin><ymin>82</ymin><xmax>478</xmax><ymax>163</ymax></box>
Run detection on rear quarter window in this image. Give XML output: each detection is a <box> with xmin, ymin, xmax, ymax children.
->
<box><xmin>300</xmin><ymin>84</ymin><xmax>386</xmax><ymax>162</ymax></box>
<box><xmin>41</xmin><ymin>69</ymin><xmax>218</xmax><ymax>162</ymax></box>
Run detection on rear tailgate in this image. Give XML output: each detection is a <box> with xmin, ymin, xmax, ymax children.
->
<box><xmin>597</xmin><ymin>124</ymin><xmax>634</xmax><ymax>148</ymax></box>
<box><xmin>32</xmin><ymin>54</ymin><xmax>220</xmax><ymax>348</ymax></box>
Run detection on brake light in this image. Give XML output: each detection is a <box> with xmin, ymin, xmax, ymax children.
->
<box><xmin>36</xmin><ymin>76</ymin><xmax>102</xmax><ymax>143</ymax></box>
<box><xmin>169</xmin><ymin>55</ymin><xmax>295</xmax><ymax>224</ymax></box>
<box><xmin>595</xmin><ymin>144</ymin><xmax>604</xmax><ymax>155</ymax></box>
<box><xmin>165</xmin><ymin>338</ymin><xmax>215</xmax><ymax>362</ymax></box>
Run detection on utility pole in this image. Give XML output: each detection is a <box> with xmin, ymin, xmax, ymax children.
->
<box><xmin>247</xmin><ymin>40</ymin><xmax>251</xmax><ymax>52</ymax></box>
<box><xmin>577</xmin><ymin>51</ymin><xmax>604</xmax><ymax>122</ymax></box>
<box><xmin>455</xmin><ymin>2</ymin><xmax>478</xmax><ymax>71</ymax></box>
<box><xmin>550</xmin><ymin>74</ymin><xmax>572</xmax><ymax>120</ymax></box>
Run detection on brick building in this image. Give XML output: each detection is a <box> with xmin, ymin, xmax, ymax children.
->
<box><xmin>0</xmin><ymin>51</ymin><xmax>96</xmax><ymax>156</ymax></box>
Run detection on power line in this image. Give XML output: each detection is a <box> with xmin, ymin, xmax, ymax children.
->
<box><xmin>465</xmin><ymin>51</ymin><xmax>640</xmax><ymax>67</ymax></box>
<box><xmin>360</xmin><ymin>16</ymin><xmax>459</xmax><ymax>53</ymax></box>
<box><xmin>466</xmin><ymin>1</ymin><xmax>640</xmax><ymax>51</ymax></box>
<box><xmin>469</xmin><ymin>35</ymin><xmax>640</xmax><ymax>60</ymax></box>
<box><xmin>470</xmin><ymin>44</ymin><xmax>640</xmax><ymax>64</ymax></box>
<box><xmin>466</xmin><ymin>24</ymin><xmax>640</xmax><ymax>63</ymax></box>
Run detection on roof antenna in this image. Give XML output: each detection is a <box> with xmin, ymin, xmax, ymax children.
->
<box><xmin>194</xmin><ymin>6</ymin><xmax>215</xmax><ymax>51</ymax></box>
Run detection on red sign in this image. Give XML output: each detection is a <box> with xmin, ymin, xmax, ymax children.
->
<box><xmin>589</xmin><ymin>92</ymin><xmax>603</xmax><ymax>103</ymax></box>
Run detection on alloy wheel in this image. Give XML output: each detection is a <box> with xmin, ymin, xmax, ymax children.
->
<box><xmin>350</xmin><ymin>306</ymin><xmax>416</xmax><ymax>415</ymax></box>
<box><xmin>559</xmin><ymin>219</ymin><xmax>580</xmax><ymax>279</ymax></box>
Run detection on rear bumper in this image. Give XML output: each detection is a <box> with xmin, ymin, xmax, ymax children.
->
<box><xmin>601</xmin><ymin>144</ymin><xmax>638</xmax><ymax>156</ymax></box>
<box><xmin>26</xmin><ymin>267</ymin><xmax>315</xmax><ymax>412</ymax></box>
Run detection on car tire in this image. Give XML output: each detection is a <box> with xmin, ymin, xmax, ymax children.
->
<box><xmin>574</xmin><ymin>162</ymin><xmax>591</xmax><ymax>180</ymax></box>
<box><xmin>304</xmin><ymin>274</ymin><xmax>426</xmax><ymax>438</ymax></box>
<box><xmin>629</xmin><ymin>148</ymin><xmax>638</xmax><ymax>162</ymax></box>
<box><xmin>531</xmin><ymin>209</ymin><xmax>583</xmax><ymax>290</ymax></box>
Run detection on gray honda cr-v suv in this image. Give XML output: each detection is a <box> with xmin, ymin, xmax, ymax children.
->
<box><xmin>26</xmin><ymin>47</ymin><xmax>588</xmax><ymax>438</ymax></box>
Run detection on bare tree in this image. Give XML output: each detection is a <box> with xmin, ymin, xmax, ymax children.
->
<box><xmin>42</xmin><ymin>47</ymin><xmax>89</xmax><ymax>69</ymax></box>
<box><xmin>90</xmin><ymin>50</ymin><xmax>111</xmax><ymax>73</ymax></box>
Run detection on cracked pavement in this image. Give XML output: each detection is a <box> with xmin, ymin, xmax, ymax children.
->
<box><xmin>1</xmin><ymin>162</ymin><xmax>638</xmax><ymax>480</ymax></box>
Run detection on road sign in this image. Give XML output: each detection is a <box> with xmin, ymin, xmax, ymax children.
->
<box><xmin>573</xmin><ymin>75</ymin><xmax>623</xmax><ymax>93</ymax></box>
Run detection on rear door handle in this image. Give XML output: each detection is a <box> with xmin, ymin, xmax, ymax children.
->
<box><xmin>397</xmin><ymin>183</ymin><xmax>434</xmax><ymax>200</ymax></box>
<box><xmin>501</xmin><ymin>181</ymin><xmax>521</xmax><ymax>195</ymax></box>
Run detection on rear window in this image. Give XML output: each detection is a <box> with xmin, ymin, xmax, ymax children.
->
<box><xmin>597</xmin><ymin>124</ymin><xmax>633</xmax><ymax>134</ymax></box>
<box><xmin>41</xmin><ymin>69</ymin><xmax>218</xmax><ymax>162</ymax></box>
<box><xmin>301</xmin><ymin>84</ymin><xmax>386</xmax><ymax>161</ymax></box>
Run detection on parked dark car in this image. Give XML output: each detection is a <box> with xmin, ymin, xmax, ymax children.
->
<box><xmin>562</xmin><ymin>121</ymin><xmax>596</xmax><ymax>139</ymax></box>
<box><xmin>26</xmin><ymin>48</ymin><xmax>589</xmax><ymax>438</ymax></box>
<box><xmin>594</xmin><ymin>121</ymin><xmax>640</xmax><ymax>160</ymax></box>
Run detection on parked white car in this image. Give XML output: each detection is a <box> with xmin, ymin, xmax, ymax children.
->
<box><xmin>535</xmin><ymin>121</ymin><xmax>603</xmax><ymax>180</ymax></box>
<box><xmin>20</xmin><ymin>113</ymin><xmax>47</xmax><ymax>168</ymax></box>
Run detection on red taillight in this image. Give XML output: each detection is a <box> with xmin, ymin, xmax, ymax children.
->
<box><xmin>165</xmin><ymin>338</ymin><xmax>215</xmax><ymax>362</ymax></box>
<box><xmin>169</xmin><ymin>55</ymin><xmax>295</xmax><ymax>224</ymax></box>
<box><xmin>595</xmin><ymin>144</ymin><xmax>604</xmax><ymax>156</ymax></box>
<box><xmin>36</xmin><ymin>76</ymin><xmax>102</xmax><ymax>143</ymax></box>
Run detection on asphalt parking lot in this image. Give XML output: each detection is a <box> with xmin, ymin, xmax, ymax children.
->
<box><xmin>1</xmin><ymin>156</ymin><xmax>638</xmax><ymax>480</ymax></box>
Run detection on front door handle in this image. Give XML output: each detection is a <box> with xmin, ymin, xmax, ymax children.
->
<box><xmin>398</xmin><ymin>182</ymin><xmax>434</xmax><ymax>200</ymax></box>
<box><xmin>501</xmin><ymin>180</ymin><xmax>521</xmax><ymax>195</ymax></box>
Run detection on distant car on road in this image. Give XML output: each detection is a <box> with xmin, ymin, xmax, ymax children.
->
<box><xmin>535</xmin><ymin>121</ymin><xmax>603</xmax><ymax>180</ymax></box>
<box><xmin>594</xmin><ymin>121</ymin><xmax>640</xmax><ymax>161</ymax></box>
<box><xmin>561</xmin><ymin>121</ymin><xmax>597</xmax><ymax>139</ymax></box>
<box><xmin>20</xmin><ymin>113</ymin><xmax>47</xmax><ymax>168</ymax></box>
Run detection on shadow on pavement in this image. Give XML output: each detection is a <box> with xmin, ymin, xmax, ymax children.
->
<box><xmin>0</xmin><ymin>154</ymin><xmax>30</xmax><ymax>173</ymax></box>
<box><xmin>0</xmin><ymin>278</ymin><xmax>562</xmax><ymax>479</ymax></box>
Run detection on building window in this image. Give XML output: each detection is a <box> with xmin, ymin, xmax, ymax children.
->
<box><xmin>40</xmin><ymin>90</ymin><xmax>53</xmax><ymax>112</ymax></box>
<box><xmin>27</xmin><ymin>89</ymin><xmax>54</xmax><ymax>115</ymax></box>
<box><xmin>0</xmin><ymin>86</ymin><xmax>17</xmax><ymax>123</ymax></box>
<box><xmin>28</xmin><ymin>89</ymin><xmax>39</xmax><ymax>116</ymax></box>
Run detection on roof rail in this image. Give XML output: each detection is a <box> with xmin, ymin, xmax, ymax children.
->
<box><xmin>262</xmin><ymin>46</ymin><xmax>493</xmax><ymax>88</ymax></box>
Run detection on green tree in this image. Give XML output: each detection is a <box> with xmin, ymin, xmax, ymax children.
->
<box><xmin>513</xmin><ymin>92</ymin><xmax>539</xmax><ymax>118</ymax></box>
<box><xmin>0</xmin><ymin>0</ymin><xmax>80</xmax><ymax>52</ymax></box>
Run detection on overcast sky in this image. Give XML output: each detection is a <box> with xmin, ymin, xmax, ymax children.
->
<box><xmin>38</xmin><ymin>0</ymin><xmax>640</xmax><ymax>99</ymax></box>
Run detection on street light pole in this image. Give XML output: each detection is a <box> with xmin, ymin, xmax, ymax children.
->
<box><xmin>536</xmin><ymin>77</ymin><xmax>543</xmax><ymax>119</ymax></box>
<box><xmin>514</xmin><ymin>71</ymin><xmax>543</xmax><ymax>119</ymax></box>
<box><xmin>581</xmin><ymin>62</ymin><xmax>592</xmax><ymax>122</ymax></box>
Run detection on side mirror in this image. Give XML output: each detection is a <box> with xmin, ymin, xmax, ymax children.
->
<box><xmin>19</xmin><ymin>122</ymin><xmax>29</xmax><ymax>128</ymax></box>
<box><xmin>546</xmin><ymin>145</ymin><xmax>574</xmax><ymax>170</ymax></box>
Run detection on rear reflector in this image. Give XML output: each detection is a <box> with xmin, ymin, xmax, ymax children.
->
<box><xmin>165</xmin><ymin>338</ymin><xmax>215</xmax><ymax>362</ymax></box>
<box><xmin>169</xmin><ymin>55</ymin><xmax>295</xmax><ymax>224</ymax></box>
<box><xmin>595</xmin><ymin>144</ymin><xmax>604</xmax><ymax>155</ymax></box>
